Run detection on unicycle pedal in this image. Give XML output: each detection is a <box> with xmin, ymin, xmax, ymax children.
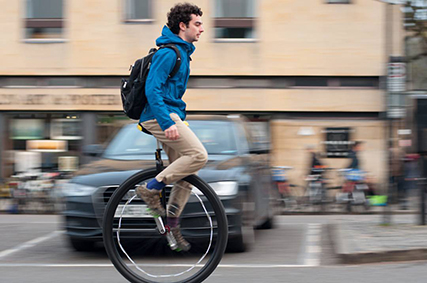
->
<box><xmin>151</xmin><ymin>211</ymin><xmax>166</xmax><ymax>234</ymax></box>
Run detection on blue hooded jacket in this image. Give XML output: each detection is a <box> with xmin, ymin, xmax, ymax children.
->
<box><xmin>139</xmin><ymin>26</ymin><xmax>195</xmax><ymax>131</ymax></box>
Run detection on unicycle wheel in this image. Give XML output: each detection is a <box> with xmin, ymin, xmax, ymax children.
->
<box><xmin>102</xmin><ymin>168</ymin><xmax>228</xmax><ymax>283</ymax></box>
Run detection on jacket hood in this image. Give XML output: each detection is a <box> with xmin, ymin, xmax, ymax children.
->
<box><xmin>156</xmin><ymin>25</ymin><xmax>195</xmax><ymax>56</ymax></box>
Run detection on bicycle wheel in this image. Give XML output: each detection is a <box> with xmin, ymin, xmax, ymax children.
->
<box><xmin>103</xmin><ymin>168</ymin><xmax>228</xmax><ymax>283</ymax></box>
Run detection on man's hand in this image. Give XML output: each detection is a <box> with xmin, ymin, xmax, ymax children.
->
<box><xmin>165</xmin><ymin>125</ymin><xmax>179</xmax><ymax>140</ymax></box>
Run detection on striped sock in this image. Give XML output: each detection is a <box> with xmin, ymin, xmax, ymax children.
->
<box><xmin>167</xmin><ymin>217</ymin><xmax>179</xmax><ymax>228</ymax></box>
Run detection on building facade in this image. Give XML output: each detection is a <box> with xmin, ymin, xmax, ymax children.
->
<box><xmin>0</xmin><ymin>0</ymin><xmax>405</xmax><ymax>191</ymax></box>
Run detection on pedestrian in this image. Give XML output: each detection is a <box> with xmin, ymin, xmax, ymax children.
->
<box><xmin>136</xmin><ymin>3</ymin><xmax>206</xmax><ymax>252</ymax></box>
<box><xmin>306</xmin><ymin>145</ymin><xmax>323</xmax><ymax>176</ymax></box>
<box><xmin>347</xmin><ymin>141</ymin><xmax>363</xmax><ymax>170</ymax></box>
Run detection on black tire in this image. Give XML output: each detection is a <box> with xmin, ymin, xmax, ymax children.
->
<box><xmin>69</xmin><ymin>237</ymin><xmax>96</xmax><ymax>252</ymax></box>
<box><xmin>226</xmin><ymin>235</ymin><xmax>246</xmax><ymax>253</ymax></box>
<box><xmin>227</xmin><ymin>223</ymin><xmax>254</xmax><ymax>253</ymax></box>
<box><xmin>258</xmin><ymin>217</ymin><xmax>274</xmax><ymax>230</ymax></box>
<box><xmin>103</xmin><ymin>168</ymin><xmax>228</xmax><ymax>283</ymax></box>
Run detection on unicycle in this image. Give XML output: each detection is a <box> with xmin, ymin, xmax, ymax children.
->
<box><xmin>102</xmin><ymin>142</ymin><xmax>228</xmax><ymax>283</ymax></box>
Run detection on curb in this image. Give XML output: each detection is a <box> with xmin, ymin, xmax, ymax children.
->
<box><xmin>281</xmin><ymin>210</ymin><xmax>417</xmax><ymax>216</ymax></box>
<box><xmin>328</xmin><ymin>223</ymin><xmax>427</xmax><ymax>264</ymax></box>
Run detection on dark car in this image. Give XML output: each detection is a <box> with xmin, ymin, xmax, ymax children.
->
<box><xmin>62</xmin><ymin>115</ymin><xmax>274</xmax><ymax>252</ymax></box>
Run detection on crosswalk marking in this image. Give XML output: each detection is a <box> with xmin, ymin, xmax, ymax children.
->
<box><xmin>303</xmin><ymin>223</ymin><xmax>322</xmax><ymax>266</ymax></box>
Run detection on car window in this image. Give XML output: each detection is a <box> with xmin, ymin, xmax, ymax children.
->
<box><xmin>189</xmin><ymin>120</ymin><xmax>238</xmax><ymax>155</ymax></box>
<box><xmin>103</xmin><ymin>124</ymin><xmax>157</xmax><ymax>158</ymax></box>
<box><xmin>103</xmin><ymin>120</ymin><xmax>238</xmax><ymax>159</ymax></box>
<box><xmin>234</xmin><ymin>123</ymin><xmax>250</xmax><ymax>154</ymax></box>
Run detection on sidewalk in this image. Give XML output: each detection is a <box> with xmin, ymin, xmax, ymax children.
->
<box><xmin>330</xmin><ymin>214</ymin><xmax>427</xmax><ymax>264</ymax></box>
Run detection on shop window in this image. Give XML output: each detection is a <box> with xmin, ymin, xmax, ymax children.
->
<box><xmin>10</xmin><ymin>119</ymin><xmax>45</xmax><ymax>140</ymax></box>
<box><xmin>25</xmin><ymin>0</ymin><xmax>64</xmax><ymax>39</ymax></box>
<box><xmin>51</xmin><ymin>118</ymin><xmax>82</xmax><ymax>140</ymax></box>
<box><xmin>214</xmin><ymin>0</ymin><xmax>256</xmax><ymax>39</ymax></box>
<box><xmin>124</xmin><ymin>0</ymin><xmax>153</xmax><ymax>22</ymax></box>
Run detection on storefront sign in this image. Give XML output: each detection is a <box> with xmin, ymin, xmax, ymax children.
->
<box><xmin>0</xmin><ymin>93</ymin><xmax>121</xmax><ymax>110</ymax></box>
<box><xmin>322</xmin><ymin>127</ymin><xmax>353</xmax><ymax>158</ymax></box>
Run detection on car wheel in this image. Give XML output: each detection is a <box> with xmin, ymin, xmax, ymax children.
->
<box><xmin>226</xmin><ymin>224</ymin><xmax>254</xmax><ymax>253</ymax></box>
<box><xmin>69</xmin><ymin>237</ymin><xmax>95</xmax><ymax>252</ymax></box>
<box><xmin>257</xmin><ymin>217</ymin><xmax>274</xmax><ymax>230</ymax></box>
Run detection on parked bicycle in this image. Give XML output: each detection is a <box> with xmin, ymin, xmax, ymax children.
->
<box><xmin>305</xmin><ymin>166</ymin><xmax>332</xmax><ymax>212</ymax></box>
<box><xmin>335</xmin><ymin>169</ymin><xmax>370</xmax><ymax>212</ymax></box>
<box><xmin>271</xmin><ymin>166</ymin><xmax>295</xmax><ymax>209</ymax></box>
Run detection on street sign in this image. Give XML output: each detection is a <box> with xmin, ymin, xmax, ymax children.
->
<box><xmin>398</xmin><ymin>129</ymin><xmax>412</xmax><ymax>135</ymax></box>
<box><xmin>388</xmin><ymin>62</ymin><xmax>406</xmax><ymax>93</ymax></box>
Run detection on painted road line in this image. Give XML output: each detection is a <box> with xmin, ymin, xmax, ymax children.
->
<box><xmin>0</xmin><ymin>263</ymin><xmax>317</xmax><ymax>268</ymax></box>
<box><xmin>0</xmin><ymin>231</ymin><xmax>63</xmax><ymax>260</ymax></box>
<box><xmin>302</xmin><ymin>223</ymin><xmax>322</xmax><ymax>267</ymax></box>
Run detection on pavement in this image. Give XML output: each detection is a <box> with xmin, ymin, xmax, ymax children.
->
<box><xmin>330</xmin><ymin>213</ymin><xmax>427</xmax><ymax>264</ymax></box>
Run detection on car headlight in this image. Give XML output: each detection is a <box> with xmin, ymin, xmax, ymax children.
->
<box><xmin>192</xmin><ymin>181</ymin><xmax>238</xmax><ymax>196</ymax></box>
<box><xmin>62</xmin><ymin>182</ymin><xmax>98</xmax><ymax>197</ymax></box>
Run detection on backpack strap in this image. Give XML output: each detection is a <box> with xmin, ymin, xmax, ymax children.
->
<box><xmin>160</xmin><ymin>44</ymin><xmax>182</xmax><ymax>78</ymax></box>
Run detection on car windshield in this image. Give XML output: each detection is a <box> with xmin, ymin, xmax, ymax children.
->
<box><xmin>103</xmin><ymin>120</ymin><xmax>238</xmax><ymax>160</ymax></box>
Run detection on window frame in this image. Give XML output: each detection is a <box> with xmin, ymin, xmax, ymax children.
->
<box><xmin>213</xmin><ymin>0</ymin><xmax>258</xmax><ymax>41</ymax></box>
<box><xmin>123</xmin><ymin>0</ymin><xmax>155</xmax><ymax>23</ymax></box>
<box><xmin>23</xmin><ymin>0</ymin><xmax>67</xmax><ymax>43</ymax></box>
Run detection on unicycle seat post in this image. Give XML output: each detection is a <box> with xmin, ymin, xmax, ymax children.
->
<box><xmin>155</xmin><ymin>140</ymin><xmax>164</xmax><ymax>173</ymax></box>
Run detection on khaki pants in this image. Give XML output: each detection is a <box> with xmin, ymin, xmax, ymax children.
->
<box><xmin>141</xmin><ymin>113</ymin><xmax>208</xmax><ymax>217</ymax></box>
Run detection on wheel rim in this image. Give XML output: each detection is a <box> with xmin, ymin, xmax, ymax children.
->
<box><xmin>115</xmin><ymin>191</ymin><xmax>214</xmax><ymax>279</ymax></box>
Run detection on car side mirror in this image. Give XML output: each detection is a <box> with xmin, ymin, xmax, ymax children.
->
<box><xmin>82</xmin><ymin>144</ymin><xmax>104</xmax><ymax>157</ymax></box>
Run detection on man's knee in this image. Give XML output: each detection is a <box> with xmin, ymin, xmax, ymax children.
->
<box><xmin>194</xmin><ymin>148</ymin><xmax>208</xmax><ymax>168</ymax></box>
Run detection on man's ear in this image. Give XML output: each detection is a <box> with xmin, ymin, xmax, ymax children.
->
<box><xmin>179</xmin><ymin>22</ymin><xmax>187</xmax><ymax>32</ymax></box>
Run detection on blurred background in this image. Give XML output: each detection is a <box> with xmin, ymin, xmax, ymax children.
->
<box><xmin>0</xmin><ymin>0</ymin><xmax>425</xmax><ymax>215</ymax></box>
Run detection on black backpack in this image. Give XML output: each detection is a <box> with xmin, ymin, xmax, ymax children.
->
<box><xmin>120</xmin><ymin>44</ymin><xmax>181</xmax><ymax>120</ymax></box>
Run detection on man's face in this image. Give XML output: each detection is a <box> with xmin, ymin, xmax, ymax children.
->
<box><xmin>182</xmin><ymin>14</ymin><xmax>204</xmax><ymax>43</ymax></box>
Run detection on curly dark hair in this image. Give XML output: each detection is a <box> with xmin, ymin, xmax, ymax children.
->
<box><xmin>167</xmin><ymin>3</ymin><xmax>203</xmax><ymax>34</ymax></box>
